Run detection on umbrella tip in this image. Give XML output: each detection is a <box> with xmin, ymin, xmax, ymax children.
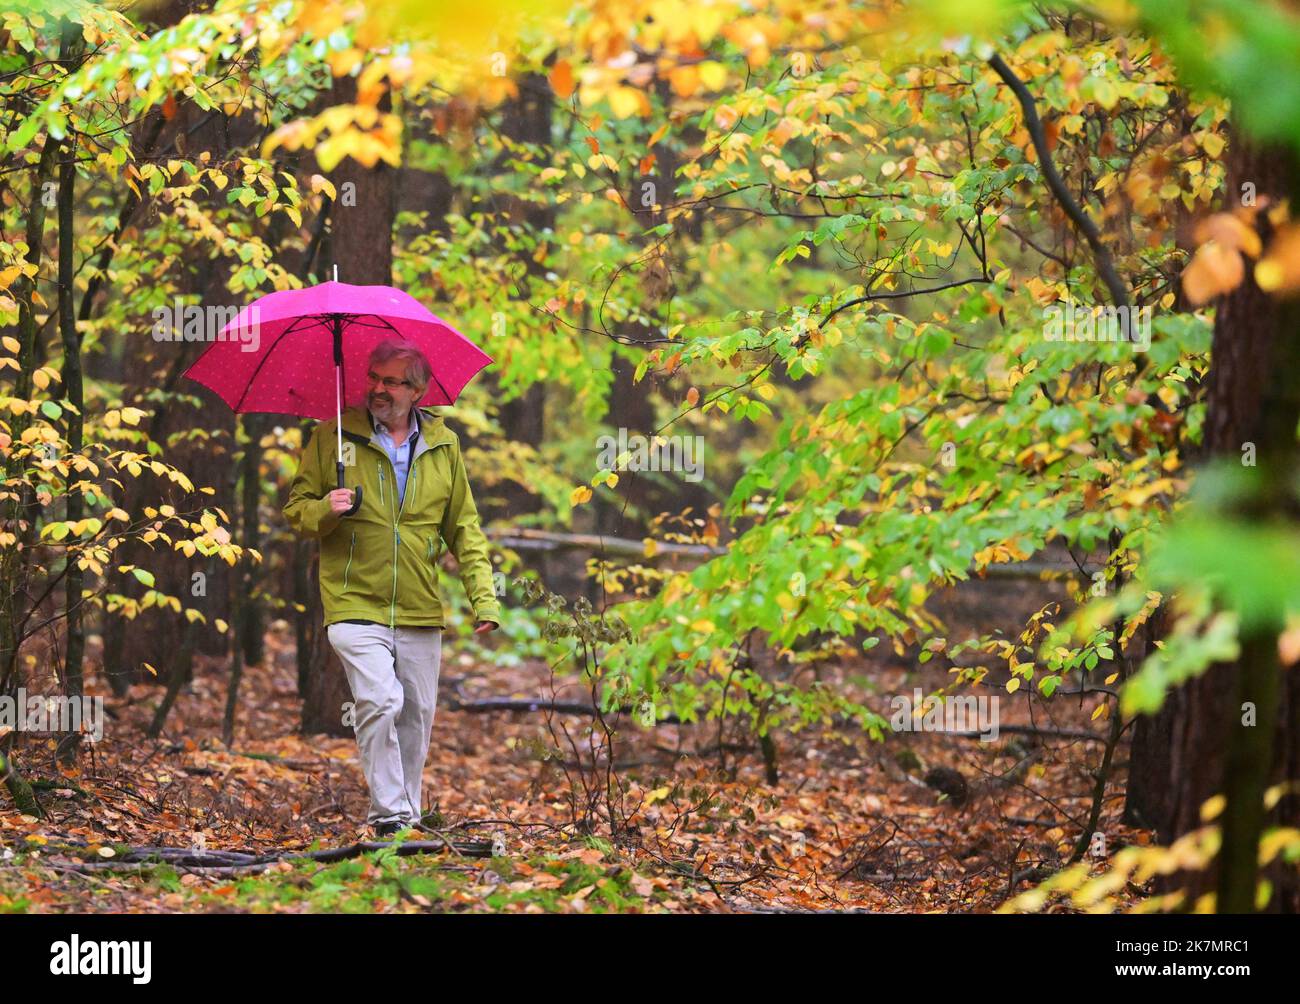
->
<box><xmin>332</xmin><ymin>264</ymin><xmax>338</xmax><ymax>283</ymax></box>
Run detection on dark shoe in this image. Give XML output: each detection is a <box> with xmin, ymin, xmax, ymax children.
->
<box><xmin>373</xmin><ymin>820</ymin><xmax>407</xmax><ymax>838</ymax></box>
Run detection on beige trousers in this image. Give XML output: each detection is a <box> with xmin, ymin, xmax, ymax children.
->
<box><xmin>326</xmin><ymin>621</ymin><xmax>443</xmax><ymax>826</ymax></box>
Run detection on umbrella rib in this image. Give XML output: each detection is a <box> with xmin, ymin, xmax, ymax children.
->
<box><xmin>224</xmin><ymin>308</ymin><xmax>465</xmax><ymax>414</ymax></box>
<box><xmin>231</xmin><ymin>313</ymin><xmax>330</xmax><ymax>412</ymax></box>
<box><xmin>349</xmin><ymin>313</ymin><xmax>455</xmax><ymax>405</ymax></box>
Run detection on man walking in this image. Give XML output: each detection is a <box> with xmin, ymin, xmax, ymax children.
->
<box><xmin>283</xmin><ymin>337</ymin><xmax>501</xmax><ymax>837</ymax></box>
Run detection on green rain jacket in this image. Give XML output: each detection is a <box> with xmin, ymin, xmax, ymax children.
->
<box><xmin>282</xmin><ymin>404</ymin><xmax>501</xmax><ymax>629</ymax></box>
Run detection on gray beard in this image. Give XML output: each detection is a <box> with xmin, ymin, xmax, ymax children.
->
<box><xmin>368</xmin><ymin>395</ymin><xmax>403</xmax><ymax>424</ymax></box>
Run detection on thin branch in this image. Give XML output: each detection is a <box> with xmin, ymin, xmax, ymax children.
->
<box><xmin>987</xmin><ymin>53</ymin><xmax>1132</xmax><ymax>317</ymax></box>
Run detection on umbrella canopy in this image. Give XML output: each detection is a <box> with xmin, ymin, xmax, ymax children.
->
<box><xmin>183</xmin><ymin>280</ymin><xmax>493</xmax><ymax>421</ymax></box>
<box><xmin>183</xmin><ymin>278</ymin><xmax>492</xmax><ymax>517</ymax></box>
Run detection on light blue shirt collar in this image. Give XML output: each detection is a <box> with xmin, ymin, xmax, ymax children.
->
<box><xmin>369</xmin><ymin>405</ymin><xmax>419</xmax><ymax>443</ymax></box>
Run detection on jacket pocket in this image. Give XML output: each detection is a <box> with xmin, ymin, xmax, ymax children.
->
<box><xmin>343</xmin><ymin>530</ymin><xmax>358</xmax><ymax>593</ymax></box>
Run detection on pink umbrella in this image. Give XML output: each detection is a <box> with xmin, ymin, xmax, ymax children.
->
<box><xmin>183</xmin><ymin>277</ymin><xmax>492</xmax><ymax>516</ymax></box>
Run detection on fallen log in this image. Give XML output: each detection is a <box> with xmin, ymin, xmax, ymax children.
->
<box><xmin>28</xmin><ymin>837</ymin><xmax>496</xmax><ymax>875</ymax></box>
<box><xmin>447</xmin><ymin>694</ymin><xmax>683</xmax><ymax>724</ymax></box>
<box><xmin>447</xmin><ymin>691</ymin><xmax>1104</xmax><ymax>746</ymax></box>
<box><xmin>486</xmin><ymin>528</ymin><xmax>1087</xmax><ymax>580</ymax></box>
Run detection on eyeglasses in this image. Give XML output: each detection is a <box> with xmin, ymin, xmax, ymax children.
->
<box><xmin>367</xmin><ymin>371</ymin><xmax>413</xmax><ymax>390</ymax></box>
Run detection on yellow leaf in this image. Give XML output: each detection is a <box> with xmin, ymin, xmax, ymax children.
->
<box><xmin>608</xmin><ymin>86</ymin><xmax>643</xmax><ymax>119</ymax></box>
<box><xmin>309</xmin><ymin>173</ymin><xmax>336</xmax><ymax>199</ymax></box>
<box><xmin>1092</xmin><ymin>77</ymin><xmax>1119</xmax><ymax>110</ymax></box>
<box><xmin>1199</xmin><ymin>131</ymin><xmax>1225</xmax><ymax>159</ymax></box>
<box><xmin>1006</xmin><ymin>678</ymin><xmax>1021</xmax><ymax>693</ymax></box>
<box><xmin>1256</xmin><ymin>223</ymin><xmax>1300</xmax><ymax>296</ymax></box>
<box><xmin>569</xmin><ymin>485</ymin><xmax>592</xmax><ymax>506</ymax></box>
<box><xmin>1256</xmin><ymin>258</ymin><xmax>1285</xmax><ymax>291</ymax></box>
<box><xmin>698</xmin><ymin>61</ymin><xmax>727</xmax><ymax>91</ymax></box>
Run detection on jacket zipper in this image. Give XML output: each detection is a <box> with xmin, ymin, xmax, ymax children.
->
<box><xmin>345</xmin><ymin>424</ymin><xmax>440</xmax><ymax>628</ymax></box>
<box><xmin>390</xmin><ymin>466</ymin><xmax>398</xmax><ymax>628</ymax></box>
<box><xmin>343</xmin><ymin>530</ymin><xmax>356</xmax><ymax>591</ymax></box>
<box><xmin>390</xmin><ymin>459</ymin><xmax>412</xmax><ymax>628</ymax></box>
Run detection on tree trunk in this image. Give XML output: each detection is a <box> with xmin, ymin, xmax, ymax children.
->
<box><xmin>1162</xmin><ymin>131</ymin><xmax>1300</xmax><ymax>912</ymax></box>
<box><xmin>300</xmin><ymin>72</ymin><xmax>395</xmax><ymax>735</ymax></box>
<box><xmin>55</xmin><ymin>23</ymin><xmax>87</xmax><ymax>765</ymax></box>
<box><xmin>0</xmin><ymin>107</ymin><xmax>58</xmax><ymax>814</ymax></box>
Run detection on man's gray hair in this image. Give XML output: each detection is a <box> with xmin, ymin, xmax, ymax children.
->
<box><xmin>368</xmin><ymin>337</ymin><xmax>432</xmax><ymax>394</ymax></box>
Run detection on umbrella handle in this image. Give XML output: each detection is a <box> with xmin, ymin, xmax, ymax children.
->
<box><xmin>336</xmin><ymin>460</ymin><xmax>363</xmax><ymax>517</ymax></box>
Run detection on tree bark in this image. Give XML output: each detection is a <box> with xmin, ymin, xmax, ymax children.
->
<box><xmin>54</xmin><ymin>21</ymin><xmax>87</xmax><ymax>765</ymax></box>
<box><xmin>300</xmin><ymin>72</ymin><xmax>396</xmax><ymax>736</ymax></box>
<box><xmin>491</xmin><ymin>70</ymin><xmax>553</xmax><ymax>525</ymax></box>
<box><xmin>1162</xmin><ymin>131</ymin><xmax>1300</xmax><ymax>912</ymax></box>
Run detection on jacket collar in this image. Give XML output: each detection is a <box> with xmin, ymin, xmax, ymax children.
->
<box><xmin>340</xmin><ymin>403</ymin><xmax>454</xmax><ymax>463</ymax></box>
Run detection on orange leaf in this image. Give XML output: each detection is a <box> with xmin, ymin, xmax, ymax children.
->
<box><xmin>1043</xmin><ymin>118</ymin><xmax>1059</xmax><ymax>152</ymax></box>
<box><xmin>550</xmin><ymin>59</ymin><xmax>574</xmax><ymax>100</ymax></box>
<box><xmin>1182</xmin><ymin>240</ymin><xmax>1243</xmax><ymax>305</ymax></box>
<box><xmin>1193</xmin><ymin>211</ymin><xmax>1262</xmax><ymax>259</ymax></box>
